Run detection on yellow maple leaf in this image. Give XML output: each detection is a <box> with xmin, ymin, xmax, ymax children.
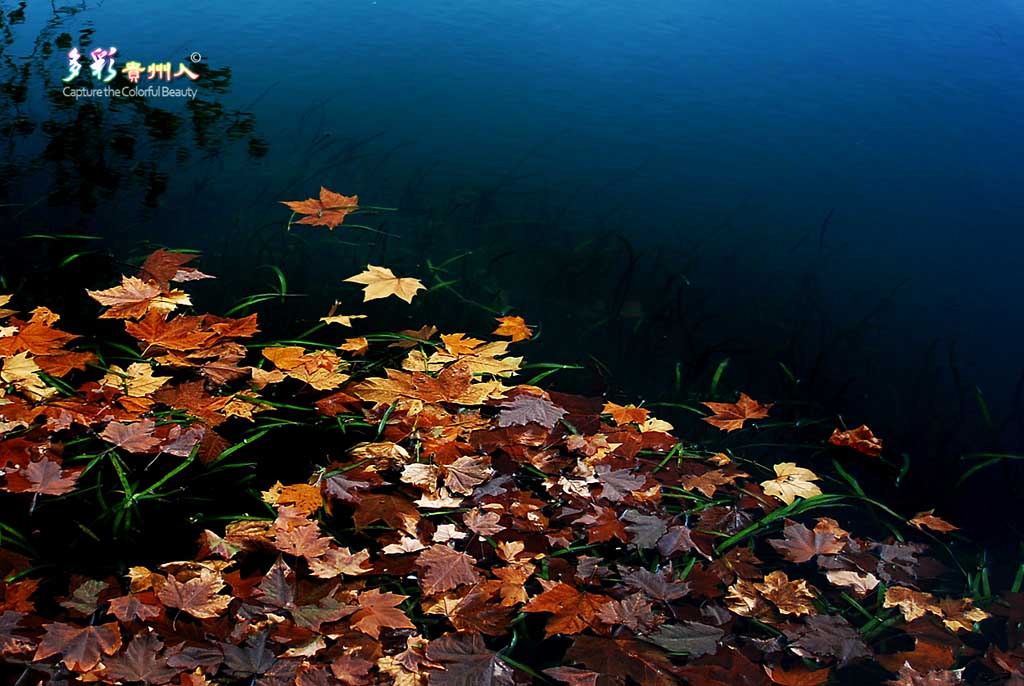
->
<box><xmin>0</xmin><ymin>351</ymin><xmax>55</xmax><ymax>400</ymax></box>
<box><xmin>320</xmin><ymin>314</ymin><xmax>368</xmax><ymax>327</ymax></box>
<box><xmin>100</xmin><ymin>362</ymin><xmax>171</xmax><ymax>397</ymax></box>
<box><xmin>440</xmin><ymin>333</ymin><xmax>485</xmax><ymax>356</ymax></box>
<box><xmin>344</xmin><ymin>265</ymin><xmax>424</xmax><ymax>304</ymax></box>
<box><xmin>761</xmin><ymin>462</ymin><xmax>822</xmax><ymax>505</ymax></box>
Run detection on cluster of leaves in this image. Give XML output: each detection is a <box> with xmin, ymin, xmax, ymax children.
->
<box><xmin>0</xmin><ymin>232</ymin><xmax>1022</xmax><ymax>685</ymax></box>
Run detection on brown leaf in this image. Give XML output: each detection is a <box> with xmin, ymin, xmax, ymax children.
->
<box><xmin>426</xmin><ymin>634</ymin><xmax>514</xmax><ymax>686</ymax></box>
<box><xmin>829</xmin><ymin>424</ymin><xmax>882</xmax><ymax>457</ymax></box>
<box><xmin>498</xmin><ymin>394</ymin><xmax>566</xmax><ymax>429</ymax></box>
<box><xmin>416</xmin><ymin>545</ymin><xmax>482</xmax><ymax>595</ymax></box>
<box><xmin>908</xmin><ymin>510</ymin><xmax>958</xmax><ymax>534</ymax></box>
<box><xmin>523</xmin><ymin>581</ymin><xmax>610</xmax><ymax>637</ymax></box>
<box><xmin>102</xmin><ymin>633</ymin><xmax>179</xmax><ymax>684</ymax></box>
<box><xmin>701</xmin><ymin>392</ymin><xmax>773</xmax><ymax>432</ymax></box>
<box><xmin>350</xmin><ymin>588</ymin><xmax>416</xmax><ymax>638</ymax></box>
<box><xmin>769</xmin><ymin>518</ymin><xmax>848</xmax><ymax>563</ymax></box>
<box><xmin>101</xmin><ymin>420</ymin><xmax>161</xmax><ymax>454</ymax></box>
<box><xmin>282</xmin><ymin>187</ymin><xmax>359</xmax><ymax>229</ymax></box>
<box><xmin>157</xmin><ymin>569</ymin><xmax>231</xmax><ymax>619</ymax></box>
<box><xmin>33</xmin><ymin>621</ymin><xmax>122</xmax><ymax>672</ymax></box>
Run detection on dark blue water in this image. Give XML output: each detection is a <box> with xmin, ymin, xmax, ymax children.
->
<box><xmin>4</xmin><ymin>0</ymin><xmax>1024</xmax><ymax>472</ymax></box>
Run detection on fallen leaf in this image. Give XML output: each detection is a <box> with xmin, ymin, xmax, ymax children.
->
<box><xmin>282</xmin><ymin>187</ymin><xmax>359</xmax><ymax>229</ymax></box>
<box><xmin>761</xmin><ymin>463</ymin><xmax>823</xmax><ymax>505</ymax></box>
<box><xmin>345</xmin><ymin>265</ymin><xmax>424</xmax><ymax>304</ymax></box>
<box><xmin>701</xmin><ymin>392</ymin><xmax>773</xmax><ymax>432</ymax></box>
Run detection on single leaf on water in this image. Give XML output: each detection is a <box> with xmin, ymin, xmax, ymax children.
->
<box><xmin>344</xmin><ymin>265</ymin><xmax>424</xmax><ymax>304</ymax></box>
<box><xmin>829</xmin><ymin>424</ymin><xmax>883</xmax><ymax>457</ymax></box>
<box><xmin>282</xmin><ymin>187</ymin><xmax>359</xmax><ymax>229</ymax></box>
<box><xmin>492</xmin><ymin>315</ymin><xmax>532</xmax><ymax>342</ymax></box>
<box><xmin>701</xmin><ymin>392</ymin><xmax>773</xmax><ymax>432</ymax></box>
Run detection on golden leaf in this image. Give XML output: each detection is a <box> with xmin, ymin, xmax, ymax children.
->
<box><xmin>344</xmin><ymin>265</ymin><xmax>424</xmax><ymax>304</ymax></box>
<box><xmin>761</xmin><ymin>462</ymin><xmax>822</xmax><ymax>505</ymax></box>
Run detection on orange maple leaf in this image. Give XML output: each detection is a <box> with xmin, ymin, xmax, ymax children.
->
<box><xmin>281</xmin><ymin>187</ymin><xmax>359</xmax><ymax>229</ymax></box>
<box><xmin>701</xmin><ymin>392</ymin><xmax>773</xmax><ymax>432</ymax></box>
<box><xmin>492</xmin><ymin>316</ymin><xmax>533</xmax><ymax>342</ymax></box>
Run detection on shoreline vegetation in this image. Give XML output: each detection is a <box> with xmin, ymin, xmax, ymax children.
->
<box><xmin>1</xmin><ymin>192</ymin><xmax>1022</xmax><ymax>686</ymax></box>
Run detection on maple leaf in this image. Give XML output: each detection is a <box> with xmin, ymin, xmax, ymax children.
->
<box><xmin>426</xmin><ymin>634</ymin><xmax>514</xmax><ymax>686</ymax></box>
<box><xmin>263</xmin><ymin>346</ymin><xmax>349</xmax><ymax>390</ymax></box>
<box><xmin>157</xmin><ymin>569</ymin><xmax>231</xmax><ymax>619</ymax></box>
<box><xmin>441</xmin><ymin>333</ymin><xmax>485</xmax><ymax>356</ymax></box>
<box><xmin>33</xmin><ymin>621</ymin><xmax>122</xmax><ymax>672</ymax></box>
<box><xmin>101</xmin><ymin>419</ymin><xmax>161</xmax><ymax>453</ymax></box>
<box><xmin>824</xmin><ymin>569</ymin><xmax>880</xmax><ymax>596</ymax></box>
<box><xmin>680</xmin><ymin>468</ymin><xmax>743</xmax><ymax>498</ymax></box>
<box><xmin>564</xmin><ymin>635</ymin><xmax>678</xmax><ymax>686</ymax></box>
<box><xmin>829</xmin><ymin>424</ymin><xmax>883</xmax><ymax>457</ymax></box>
<box><xmin>1</xmin><ymin>351</ymin><xmax>55</xmax><ymax>400</ymax></box>
<box><xmin>785</xmin><ymin>615</ymin><xmax>871</xmax><ymax>666</ymax></box>
<box><xmin>87</xmin><ymin>275</ymin><xmax>191</xmax><ymax>320</ymax></box>
<box><xmin>602</xmin><ymin>402</ymin><xmax>650</xmax><ymax>426</ymax></box>
<box><xmin>125</xmin><ymin>313</ymin><xmax>215</xmax><ymax>352</ymax></box>
<box><xmin>884</xmin><ymin>586</ymin><xmax>940</xmax><ymax>622</ymax></box>
<box><xmin>344</xmin><ymin>265</ymin><xmax>424</xmax><ymax>304</ymax></box>
<box><xmin>701</xmin><ymin>392</ymin><xmax>773</xmax><ymax>431</ymax></box>
<box><xmin>350</xmin><ymin>588</ymin><xmax>416</xmax><ymax>638</ymax></box>
<box><xmin>221</xmin><ymin>630</ymin><xmax>276</xmax><ymax>678</ymax></box>
<box><xmin>443</xmin><ymin>456</ymin><xmax>492</xmax><ymax>495</ymax></box>
<box><xmin>761</xmin><ymin>463</ymin><xmax>822</xmax><ymax>505</ymax></box>
<box><xmin>493</xmin><ymin>315</ymin><xmax>532</xmax><ymax>342</ymax></box>
<box><xmin>498</xmin><ymin>394</ymin><xmax>566</xmax><ymax>429</ymax></box>
<box><xmin>351</xmin><ymin>360</ymin><xmax>505</xmax><ymax>407</ymax></box>
<box><xmin>100</xmin><ymin>362</ymin><xmax>171</xmax><ymax>397</ymax></box>
<box><xmin>463</xmin><ymin>509</ymin><xmax>505</xmax><ymax>537</ymax></box>
<box><xmin>523</xmin><ymin>581</ymin><xmax>610</xmax><ymax>637</ymax></box>
<box><xmin>755</xmin><ymin>570</ymin><xmax>817</xmax><ymax>616</ymax></box>
<box><xmin>341</xmin><ymin>336</ymin><xmax>369</xmax><ymax>356</ymax></box>
<box><xmin>102</xmin><ymin>633</ymin><xmax>179</xmax><ymax>684</ymax></box>
<box><xmin>769</xmin><ymin>518</ymin><xmax>848</xmax><ymax>563</ymax></box>
<box><xmin>416</xmin><ymin>545</ymin><xmax>481</xmax><ymax>594</ymax></box>
<box><xmin>595</xmin><ymin>466</ymin><xmax>647</xmax><ymax>502</ymax></box>
<box><xmin>6</xmin><ymin>458</ymin><xmax>80</xmax><ymax>496</ymax></box>
<box><xmin>139</xmin><ymin>248</ymin><xmax>214</xmax><ymax>289</ymax></box>
<box><xmin>307</xmin><ymin>546</ymin><xmax>372</xmax><ymax>578</ymax></box>
<box><xmin>282</xmin><ymin>187</ymin><xmax>359</xmax><ymax>229</ymax></box>
<box><xmin>908</xmin><ymin>510</ymin><xmax>958</xmax><ymax>534</ymax></box>
<box><xmin>621</xmin><ymin>509</ymin><xmax>668</xmax><ymax>549</ymax></box>
<box><xmin>108</xmin><ymin>593</ymin><xmax>162</xmax><ymax>622</ymax></box>
<box><xmin>320</xmin><ymin>310</ymin><xmax>368</xmax><ymax>327</ymax></box>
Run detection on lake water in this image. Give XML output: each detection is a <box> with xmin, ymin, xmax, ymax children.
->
<box><xmin>3</xmin><ymin>0</ymin><xmax>1024</xmax><ymax>525</ymax></box>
